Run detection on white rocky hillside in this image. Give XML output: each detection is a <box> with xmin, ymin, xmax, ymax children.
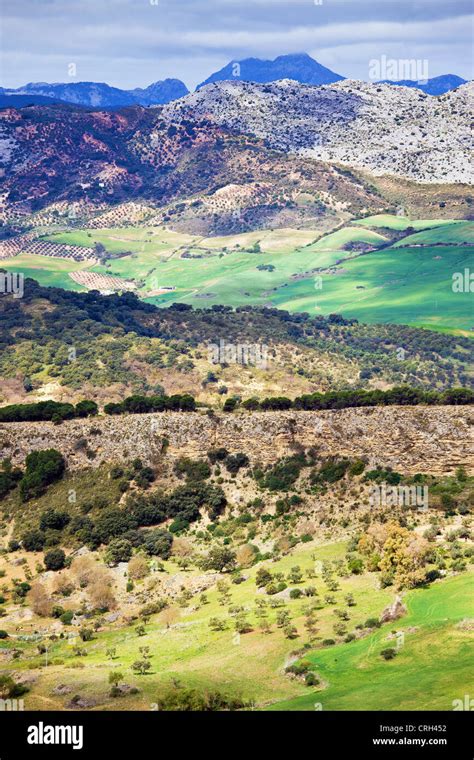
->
<box><xmin>163</xmin><ymin>79</ymin><xmax>473</xmax><ymax>185</ymax></box>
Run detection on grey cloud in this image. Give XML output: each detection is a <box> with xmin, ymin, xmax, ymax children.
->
<box><xmin>1</xmin><ymin>0</ymin><xmax>472</xmax><ymax>89</ymax></box>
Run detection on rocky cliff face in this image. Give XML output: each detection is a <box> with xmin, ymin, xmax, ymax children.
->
<box><xmin>1</xmin><ymin>406</ymin><xmax>472</xmax><ymax>476</ymax></box>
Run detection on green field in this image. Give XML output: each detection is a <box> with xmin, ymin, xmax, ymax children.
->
<box><xmin>353</xmin><ymin>215</ymin><xmax>462</xmax><ymax>231</ymax></box>
<box><xmin>4</xmin><ymin>217</ymin><xmax>473</xmax><ymax>332</ymax></box>
<box><xmin>307</xmin><ymin>227</ymin><xmax>388</xmax><ymax>251</ymax></box>
<box><xmin>271</xmin><ymin>573</ymin><xmax>474</xmax><ymax>711</ymax></box>
<box><xmin>0</xmin><ymin>254</ymin><xmax>88</xmax><ymax>291</ymax></box>
<box><xmin>269</xmin><ymin>246</ymin><xmax>474</xmax><ymax>331</ymax></box>
<box><xmin>392</xmin><ymin>221</ymin><xmax>474</xmax><ymax>247</ymax></box>
<box><xmin>1</xmin><ymin>532</ymin><xmax>472</xmax><ymax>711</ymax></box>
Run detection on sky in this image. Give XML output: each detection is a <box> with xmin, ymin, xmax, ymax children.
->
<box><xmin>1</xmin><ymin>0</ymin><xmax>473</xmax><ymax>90</ymax></box>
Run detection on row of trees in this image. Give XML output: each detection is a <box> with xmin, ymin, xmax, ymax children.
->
<box><xmin>1</xmin><ymin>386</ymin><xmax>470</xmax><ymax>425</ymax></box>
<box><xmin>238</xmin><ymin>386</ymin><xmax>473</xmax><ymax>412</ymax></box>
<box><xmin>104</xmin><ymin>394</ymin><xmax>196</xmax><ymax>415</ymax></box>
<box><xmin>0</xmin><ymin>399</ymin><xmax>97</xmax><ymax>423</ymax></box>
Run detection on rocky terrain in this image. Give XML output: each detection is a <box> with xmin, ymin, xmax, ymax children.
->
<box><xmin>0</xmin><ymin>101</ymin><xmax>382</xmax><ymax>233</ymax></box>
<box><xmin>0</xmin><ymin>77</ymin><xmax>472</xmax><ymax>235</ymax></box>
<box><xmin>164</xmin><ymin>79</ymin><xmax>474</xmax><ymax>184</ymax></box>
<box><xmin>1</xmin><ymin>406</ymin><xmax>472</xmax><ymax>476</ymax></box>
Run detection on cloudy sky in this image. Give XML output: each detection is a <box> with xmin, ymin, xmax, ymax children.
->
<box><xmin>1</xmin><ymin>0</ymin><xmax>472</xmax><ymax>90</ymax></box>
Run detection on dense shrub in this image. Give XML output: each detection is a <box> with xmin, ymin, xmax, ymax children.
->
<box><xmin>19</xmin><ymin>449</ymin><xmax>65</xmax><ymax>501</ymax></box>
<box><xmin>207</xmin><ymin>448</ymin><xmax>229</xmax><ymax>464</ymax></box>
<box><xmin>22</xmin><ymin>529</ymin><xmax>46</xmax><ymax>552</ymax></box>
<box><xmin>311</xmin><ymin>459</ymin><xmax>350</xmax><ymax>484</ymax></box>
<box><xmin>142</xmin><ymin>529</ymin><xmax>173</xmax><ymax>559</ymax></box>
<box><xmin>40</xmin><ymin>508</ymin><xmax>70</xmax><ymax>531</ymax></box>
<box><xmin>105</xmin><ymin>538</ymin><xmax>133</xmax><ymax>565</ymax></box>
<box><xmin>0</xmin><ymin>459</ymin><xmax>23</xmax><ymax>499</ymax></box>
<box><xmin>174</xmin><ymin>458</ymin><xmax>211</xmax><ymax>482</ymax></box>
<box><xmin>257</xmin><ymin>454</ymin><xmax>307</xmax><ymax>491</ymax></box>
<box><xmin>94</xmin><ymin>509</ymin><xmax>139</xmax><ymax>544</ymax></box>
<box><xmin>44</xmin><ymin>548</ymin><xmax>66</xmax><ymax>571</ymax></box>
<box><xmin>224</xmin><ymin>453</ymin><xmax>249</xmax><ymax>475</ymax></box>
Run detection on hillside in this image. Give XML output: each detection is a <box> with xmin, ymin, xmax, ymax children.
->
<box><xmin>0</xmin><ymin>279</ymin><xmax>472</xmax><ymax>405</ymax></box>
<box><xmin>0</xmin><ymin>401</ymin><xmax>472</xmax><ymax>712</ymax></box>
<box><xmin>0</xmin><ymin>102</ymin><xmax>382</xmax><ymax>235</ymax></box>
<box><xmin>165</xmin><ymin>79</ymin><xmax>474</xmax><ymax>184</ymax></box>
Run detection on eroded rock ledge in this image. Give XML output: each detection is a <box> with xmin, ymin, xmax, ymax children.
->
<box><xmin>0</xmin><ymin>405</ymin><xmax>472</xmax><ymax>476</ymax></box>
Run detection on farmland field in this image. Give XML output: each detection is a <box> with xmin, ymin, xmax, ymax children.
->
<box><xmin>1</xmin><ymin>526</ymin><xmax>472</xmax><ymax>711</ymax></box>
<box><xmin>271</xmin><ymin>573</ymin><xmax>474</xmax><ymax>711</ymax></box>
<box><xmin>353</xmin><ymin>215</ymin><xmax>463</xmax><ymax>231</ymax></box>
<box><xmin>3</xmin><ymin>217</ymin><xmax>473</xmax><ymax>332</ymax></box>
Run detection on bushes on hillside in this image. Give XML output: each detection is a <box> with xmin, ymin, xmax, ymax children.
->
<box><xmin>256</xmin><ymin>454</ymin><xmax>308</xmax><ymax>491</ymax></box>
<box><xmin>44</xmin><ymin>548</ymin><xmax>66</xmax><ymax>571</ymax></box>
<box><xmin>0</xmin><ymin>459</ymin><xmax>22</xmax><ymax>499</ymax></box>
<box><xmin>19</xmin><ymin>449</ymin><xmax>65</xmax><ymax>501</ymax></box>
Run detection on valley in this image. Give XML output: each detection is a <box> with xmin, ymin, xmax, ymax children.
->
<box><xmin>0</xmin><ymin>41</ymin><xmax>472</xmax><ymax>722</ymax></box>
<box><xmin>1</xmin><ymin>216</ymin><xmax>472</xmax><ymax>333</ymax></box>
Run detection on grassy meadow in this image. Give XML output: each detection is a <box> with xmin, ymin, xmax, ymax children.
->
<box><xmin>1</xmin><ymin>536</ymin><xmax>472</xmax><ymax>711</ymax></box>
<box><xmin>2</xmin><ymin>217</ymin><xmax>472</xmax><ymax>332</ymax></box>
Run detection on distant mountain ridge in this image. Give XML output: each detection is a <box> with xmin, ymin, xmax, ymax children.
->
<box><xmin>196</xmin><ymin>53</ymin><xmax>344</xmax><ymax>89</ymax></box>
<box><xmin>2</xmin><ymin>56</ymin><xmax>467</xmax><ymax>109</ymax></box>
<box><xmin>1</xmin><ymin>79</ymin><xmax>189</xmax><ymax>108</ymax></box>
<box><xmin>381</xmin><ymin>74</ymin><xmax>467</xmax><ymax>96</ymax></box>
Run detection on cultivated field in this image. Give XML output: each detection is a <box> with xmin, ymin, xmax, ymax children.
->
<box><xmin>2</xmin><ymin>217</ymin><xmax>473</xmax><ymax>332</ymax></box>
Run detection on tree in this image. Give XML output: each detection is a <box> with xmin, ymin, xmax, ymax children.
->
<box><xmin>256</xmin><ymin>567</ymin><xmax>273</xmax><ymax>587</ymax></box>
<box><xmin>201</xmin><ymin>546</ymin><xmax>237</xmax><ymax>572</ymax></box>
<box><xmin>209</xmin><ymin>617</ymin><xmax>227</xmax><ymax>631</ymax></box>
<box><xmin>44</xmin><ymin>548</ymin><xmax>66</xmax><ymax>571</ymax></box>
<box><xmin>260</xmin><ymin>620</ymin><xmax>271</xmax><ymax>634</ymax></box>
<box><xmin>28</xmin><ymin>582</ymin><xmax>53</xmax><ymax>617</ymax></box>
<box><xmin>159</xmin><ymin>607</ymin><xmax>180</xmax><ymax>629</ymax></box>
<box><xmin>276</xmin><ymin>610</ymin><xmax>291</xmax><ymax>628</ymax></box>
<box><xmin>142</xmin><ymin>529</ymin><xmax>173</xmax><ymax>559</ymax></box>
<box><xmin>233</xmin><ymin>615</ymin><xmax>251</xmax><ymax>635</ymax></box>
<box><xmin>20</xmin><ymin>449</ymin><xmax>65</xmax><ymax>501</ymax></box>
<box><xmin>40</xmin><ymin>508</ymin><xmax>70</xmax><ymax>531</ymax></box>
<box><xmin>105</xmin><ymin>538</ymin><xmax>133</xmax><ymax>565</ymax></box>
<box><xmin>75</xmin><ymin>400</ymin><xmax>98</xmax><ymax>418</ymax></box>
<box><xmin>22</xmin><ymin>529</ymin><xmax>46</xmax><ymax>552</ymax></box>
<box><xmin>132</xmin><ymin>659</ymin><xmax>151</xmax><ymax>675</ymax></box>
<box><xmin>128</xmin><ymin>555</ymin><xmax>149</xmax><ymax>580</ymax></box>
<box><xmin>236</xmin><ymin>544</ymin><xmax>256</xmax><ymax>569</ymax></box>
<box><xmin>109</xmin><ymin>670</ymin><xmax>123</xmax><ymax>687</ymax></box>
<box><xmin>288</xmin><ymin>566</ymin><xmax>303</xmax><ymax>584</ymax></box>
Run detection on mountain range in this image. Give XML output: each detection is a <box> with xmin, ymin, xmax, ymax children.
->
<box><xmin>0</xmin><ymin>54</ymin><xmax>467</xmax><ymax>109</ymax></box>
<box><xmin>379</xmin><ymin>74</ymin><xmax>467</xmax><ymax>96</ymax></box>
<box><xmin>0</xmin><ymin>76</ymin><xmax>471</xmax><ymax>239</ymax></box>
<box><xmin>164</xmin><ymin>78</ymin><xmax>473</xmax><ymax>185</ymax></box>
<box><xmin>0</xmin><ymin>78</ymin><xmax>189</xmax><ymax>109</ymax></box>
